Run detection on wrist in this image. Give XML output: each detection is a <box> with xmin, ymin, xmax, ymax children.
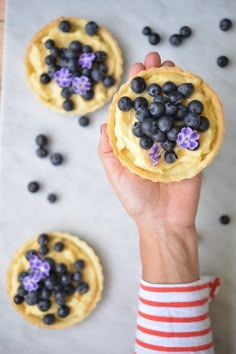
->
<box><xmin>137</xmin><ymin>221</ymin><xmax>199</xmax><ymax>284</ymax></box>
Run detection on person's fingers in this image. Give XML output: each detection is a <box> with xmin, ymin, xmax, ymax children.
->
<box><xmin>129</xmin><ymin>62</ymin><xmax>145</xmax><ymax>77</ymax></box>
<box><xmin>98</xmin><ymin>124</ymin><xmax>113</xmax><ymax>155</ymax></box>
<box><xmin>144</xmin><ymin>52</ymin><xmax>161</xmax><ymax>69</ymax></box>
<box><xmin>162</xmin><ymin>60</ymin><xmax>175</xmax><ymax>67</ymax></box>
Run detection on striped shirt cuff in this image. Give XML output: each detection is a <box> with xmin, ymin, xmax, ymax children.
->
<box><xmin>135</xmin><ymin>276</ymin><xmax>221</xmax><ymax>354</ymax></box>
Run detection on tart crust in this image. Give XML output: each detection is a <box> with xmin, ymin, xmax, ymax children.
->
<box><xmin>25</xmin><ymin>17</ymin><xmax>123</xmax><ymax>115</ymax></box>
<box><xmin>108</xmin><ymin>66</ymin><xmax>224</xmax><ymax>182</ymax></box>
<box><xmin>7</xmin><ymin>232</ymin><xmax>104</xmax><ymax>329</ymax></box>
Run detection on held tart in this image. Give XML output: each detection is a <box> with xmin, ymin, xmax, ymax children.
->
<box><xmin>108</xmin><ymin>66</ymin><xmax>224</xmax><ymax>182</ymax></box>
<box><xmin>25</xmin><ymin>17</ymin><xmax>123</xmax><ymax>115</ymax></box>
<box><xmin>7</xmin><ymin>232</ymin><xmax>103</xmax><ymax>329</ymax></box>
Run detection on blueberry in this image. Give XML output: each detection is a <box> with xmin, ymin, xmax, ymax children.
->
<box><xmin>157</xmin><ymin>115</ymin><xmax>174</xmax><ymax>132</ymax></box>
<box><xmin>36</xmin><ymin>147</ymin><xmax>48</xmax><ymax>158</ymax></box>
<box><xmin>184</xmin><ymin>112</ymin><xmax>201</xmax><ymax>129</ymax></box>
<box><xmin>167</xmin><ymin>126</ymin><xmax>181</xmax><ymax>142</ymax></box>
<box><xmin>162</xmin><ymin>81</ymin><xmax>177</xmax><ymax>95</ymax></box>
<box><xmin>164</xmin><ymin>151</ymin><xmax>177</xmax><ymax>163</ymax></box>
<box><xmin>38</xmin><ymin>299</ymin><xmax>51</xmax><ymax>312</ymax></box>
<box><xmin>81</xmin><ymin>68</ymin><xmax>92</xmax><ymax>77</ymax></box>
<box><xmin>142</xmin><ymin>26</ymin><xmax>151</xmax><ymax>35</ymax></box>
<box><xmin>91</xmin><ymin>69</ymin><xmax>104</xmax><ymax>81</ymax></box>
<box><xmin>175</xmin><ymin>104</ymin><xmax>187</xmax><ymax>121</ymax></box>
<box><xmin>180</xmin><ymin>26</ymin><xmax>192</xmax><ymax>38</ymax></box>
<box><xmin>44</xmin><ymin>257</ymin><xmax>55</xmax><ymax>269</ymax></box>
<box><xmin>55</xmin><ymin>290</ymin><xmax>66</xmax><ymax>305</ymax></box>
<box><xmin>219</xmin><ymin>18</ymin><xmax>232</xmax><ymax>31</ymax></box>
<box><xmin>18</xmin><ymin>271</ymin><xmax>29</xmax><ymax>283</ymax></box>
<box><xmin>139</xmin><ymin>136</ymin><xmax>153</xmax><ymax>150</ymax></box>
<box><xmin>50</xmin><ymin>153</ymin><xmax>63</xmax><ymax>166</ymax></box>
<box><xmin>79</xmin><ymin>116</ymin><xmax>90</xmax><ymax>127</ymax></box>
<box><xmin>59</xmin><ymin>20</ymin><xmax>71</xmax><ymax>33</ymax></box>
<box><xmin>63</xmin><ymin>99</ymin><xmax>74</xmax><ymax>111</ymax></box>
<box><xmin>45</xmin><ymin>55</ymin><xmax>56</xmax><ymax>66</ymax></box>
<box><xmin>50</xmin><ymin>47</ymin><xmax>61</xmax><ymax>58</ymax></box>
<box><xmin>64</xmin><ymin>49</ymin><xmax>78</xmax><ymax>60</ymax></box>
<box><xmin>56</xmin><ymin>263</ymin><xmax>67</xmax><ymax>274</ymax></box>
<box><xmin>142</xmin><ymin>118</ymin><xmax>158</xmax><ymax>136</ymax></box>
<box><xmin>82</xmin><ymin>89</ymin><xmax>94</xmax><ymax>100</ymax></box>
<box><xmin>217</xmin><ymin>56</ymin><xmax>229</xmax><ymax>68</ymax></box>
<box><xmin>162</xmin><ymin>139</ymin><xmax>176</xmax><ymax>152</ymax></box>
<box><xmin>165</xmin><ymin>102</ymin><xmax>177</xmax><ymax>116</ymax></box>
<box><xmin>103</xmin><ymin>76</ymin><xmax>115</xmax><ymax>87</ymax></box>
<box><xmin>149</xmin><ymin>102</ymin><xmax>165</xmax><ymax>117</ymax></box>
<box><xmin>45</xmin><ymin>39</ymin><xmax>55</xmax><ymax>50</ymax></box>
<box><xmin>85</xmin><ymin>21</ymin><xmax>98</xmax><ymax>35</ymax></box>
<box><xmin>130</xmin><ymin>77</ymin><xmax>147</xmax><ymax>94</ymax></box>
<box><xmin>177</xmin><ymin>83</ymin><xmax>194</xmax><ymax>98</ymax></box>
<box><xmin>14</xmin><ymin>295</ymin><xmax>24</xmax><ymax>305</ymax></box>
<box><xmin>35</xmin><ymin>134</ymin><xmax>48</xmax><ymax>147</ymax></box>
<box><xmin>25</xmin><ymin>290</ymin><xmax>39</xmax><ymax>305</ymax></box>
<box><xmin>133</xmin><ymin>97</ymin><xmax>148</xmax><ymax>110</ymax></box>
<box><xmin>197</xmin><ymin>116</ymin><xmax>210</xmax><ymax>132</ymax></box>
<box><xmin>59</xmin><ymin>59</ymin><xmax>68</xmax><ymax>68</ymax></box>
<box><xmin>73</xmin><ymin>271</ymin><xmax>82</xmax><ymax>282</ymax></box>
<box><xmin>98</xmin><ymin>63</ymin><xmax>108</xmax><ymax>73</ymax></box>
<box><xmin>39</xmin><ymin>245</ymin><xmax>49</xmax><ymax>256</ymax></box>
<box><xmin>187</xmin><ymin>100</ymin><xmax>204</xmax><ymax>114</ymax></box>
<box><xmin>47</xmin><ymin>193</ymin><xmax>57</xmax><ymax>203</ymax></box>
<box><xmin>64</xmin><ymin>283</ymin><xmax>75</xmax><ymax>296</ymax></box>
<box><xmin>54</xmin><ymin>241</ymin><xmax>64</xmax><ymax>252</ymax></box>
<box><xmin>41</xmin><ymin>287</ymin><xmax>52</xmax><ymax>300</ymax></box>
<box><xmin>61</xmin><ymin>272</ymin><xmax>72</xmax><ymax>286</ymax></box>
<box><xmin>38</xmin><ymin>233</ymin><xmax>49</xmax><ymax>246</ymax></box>
<box><xmin>40</xmin><ymin>73</ymin><xmax>51</xmax><ymax>84</ymax></box>
<box><xmin>69</xmin><ymin>40</ymin><xmax>82</xmax><ymax>52</ymax></box>
<box><xmin>17</xmin><ymin>286</ymin><xmax>27</xmax><ymax>297</ymax></box>
<box><xmin>48</xmin><ymin>64</ymin><xmax>60</xmax><ymax>78</ymax></box>
<box><xmin>67</xmin><ymin>59</ymin><xmax>78</xmax><ymax>72</ymax></box>
<box><xmin>77</xmin><ymin>282</ymin><xmax>89</xmax><ymax>294</ymax></box>
<box><xmin>168</xmin><ymin>91</ymin><xmax>183</xmax><ymax>105</ymax></box>
<box><xmin>61</xmin><ymin>87</ymin><xmax>73</xmax><ymax>99</ymax></box>
<box><xmin>45</xmin><ymin>275</ymin><xmax>58</xmax><ymax>290</ymax></box>
<box><xmin>58</xmin><ymin>305</ymin><xmax>70</xmax><ymax>318</ymax></box>
<box><xmin>135</xmin><ymin>107</ymin><xmax>150</xmax><ymax>122</ymax></box>
<box><xmin>25</xmin><ymin>249</ymin><xmax>37</xmax><ymax>260</ymax></box>
<box><xmin>43</xmin><ymin>314</ymin><xmax>55</xmax><ymax>325</ymax></box>
<box><xmin>74</xmin><ymin>259</ymin><xmax>85</xmax><ymax>271</ymax></box>
<box><xmin>219</xmin><ymin>215</ymin><xmax>230</xmax><ymax>225</ymax></box>
<box><xmin>95</xmin><ymin>51</ymin><xmax>107</xmax><ymax>63</ymax></box>
<box><xmin>169</xmin><ymin>34</ymin><xmax>182</xmax><ymax>46</ymax></box>
<box><xmin>152</xmin><ymin>130</ymin><xmax>166</xmax><ymax>142</ymax></box>
<box><xmin>153</xmin><ymin>95</ymin><xmax>166</xmax><ymax>104</ymax></box>
<box><xmin>148</xmin><ymin>33</ymin><xmax>161</xmax><ymax>45</ymax></box>
<box><xmin>82</xmin><ymin>45</ymin><xmax>92</xmax><ymax>53</ymax></box>
<box><xmin>118</xmin><ymin>96</ymin><xmax>133</xmax><ymax>112</ymax></box>
<box><xmin>132</xmin><ymin>122</ymin><xmax>144</xmax><ymax>138</ymax></box>
<box><xmin>147</xmin><ymin>83</ymin><xmax>161</xmax><ymax>97</ymax></box>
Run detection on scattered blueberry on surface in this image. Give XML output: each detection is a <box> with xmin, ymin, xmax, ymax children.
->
<box><xmin>79</xmin><ymin>116</ymin><xmax>90</xmax><ymax>127</ymax></box>
<box><xmin>47</xmin><ymin>193</ymin><xmax>58</xmax><ymax>203</ymax></box>
<box><xmin>59</xmin><ymin>20</ymin><xmax>71</xmax><ymax>33</ymax></box>
<box><xmin>58</xmin><ymin>305</ymin><xmax>70</xmax><ymax>318</ymax></box>
<box><xmin>74</xmin><ymin>259</ymin><xmax>85</xmax><ymax>271</ymax></box>
<box><xmin>36</xmin><ymin>134</ymin><xmax>48</xmax><ymax>147</ymax></box>
<box><xmin>85</xmin><ymin>21</ymin><xmax>98</xmax><ymax>35</ymax></box>
<box><xmin>50</xmin><ymin>153</ymin><xmax>63</xmax><ymax>166</ymax></box>
<box><xmin>14</xmin><ymin>295</ymin><xmax>24</xmax><ymax>305</ymax></box>
<box><xmin>43</xmin><ymin>314</ymin><xmax>55</xmax><ymax>325</ymax></box>
<box><xmin>142</xmin><ymin>26</ymin><xmax>151</xmax><ymax>35</ymax></box>
<box><xmin>54</xmin><ymin>241</ymin><xmax>64</xmax><ymax>252</ymax></box>
<box><xmin>217</xmin><ymin>56</ymin><xmax>229</xmax><ymax>68</ymax></box>
<box><xmin>45</xmin><ymin>39</ymin><xmax>55</xmax><ymax>50</ymax></box>
<box><xmin>40</xmin><ymin>73</ymin><xmax>51</xmax><ymax>84</ymax></box>
<box><xmin>149</xmin><ymin>33</ymin><xmax>161</xmax><ymax>45</ymax></box>
<box><xmin>28</xmin><ymin>182</ymin><xmax>40</xmax><ymax>193</ymax></box>
<box><xmin>219</xmin><ymin>215</ymin><xmax>231</xmax><ymax>225</ymax></box>
<box><xmin>164</xmin><ymin>151</ymin><xmax>178</xmax><ymax>163</ymax></box>
<box><xmin>180</xmin><ymin>26</ymin><xmax>192</xmax><ymax>38</ymax></box>
<box><xmin>169</xmin><ymin>34</ymin><xmax>182</xmax><ymax>46</ymax></box>
<box><xmin>63</xmin><ymin>99</ymin><xmax>74</xmax><ymax>111</ymax></box>
<box><xmin>219</xmin><ymin>18</ymin><xmax>232</xmax><ymax>31</ymax></box>
<box><xmin>77</xmin><ymin>282</ymin><xmax>89</xmax><ymax>294</ymax></box>
<box><xmin>36</xmin><ymin>147</ymin><xmax>48</xmax><ymax>158</ymax></box>
<box><xmin>38</xmin><ymin>233</ymin><xmax>49</xmax><ymax>245</ymax></box>
<box><xmin>39</xmin><ymin>245</ymin><xmax>49</xmax><ymax>256</ymax></box>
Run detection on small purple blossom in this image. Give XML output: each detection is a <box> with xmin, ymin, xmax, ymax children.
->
<box><xmin>148</xmin><ymin>144</ymin><xmax>161</xmax><ymax>166</ymax></box>
<box><xmin>29</xmin><ymin>255</ymin><xmax>50</xmax><ymax>278</ymax></box>
<box><xmin>72</xmin><ymin>76</ymin><xmax>91</xmax><ymax>95</ymax></box>
<box><xmin>54</xmin><ymin>68</ymin><xmax>73</xmax><ymax>87</ymax></box>
<box><xmin>79</xmin><ymin>52</ymin><xmax>96</xmax><ymax>69</ymax></box>
<box><xmin>177</xmin><ymin>127</ymin><xmax>199</xmax><ymax>150</ymax></box>
<box><xmin>23</xmin><ymin>274</ymin><xmax>39</xmax><ymax>292</ymax></box>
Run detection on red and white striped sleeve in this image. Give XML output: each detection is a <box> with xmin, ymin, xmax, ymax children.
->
<box><xmin>135</xmin><ymin>276</ymin><xmax>221</xmax><ymax>354</ymax></box>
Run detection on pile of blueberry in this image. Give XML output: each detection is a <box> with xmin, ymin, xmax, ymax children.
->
<box><xmin>40</xmin><ymin>19</ymin><xmax>116</xmax><ymax>111</ymax></box>
<box><xmin>14</xmin><ymin>233</ymin><xmax>89</xmax><ymax>326</ymax></box>
<box><xmin>118</xmin><ymin>76</ymin><xmax>209</xmax><ymax>164</ymax></box>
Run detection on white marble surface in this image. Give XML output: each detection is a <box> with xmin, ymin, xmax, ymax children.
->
<box><xmin>0</xmin><ymin>0</ymin><xmax>236</xmax><ymax>353</ymax></box>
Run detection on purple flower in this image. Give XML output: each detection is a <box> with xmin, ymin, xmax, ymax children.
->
<box><xmin>23</xmin><ymin>274</ymin><xmax>39</xmax><ymax>292</ymax></box>
<box><xmin>72</xmin><ymin>76</ymin><xmax>91</xmax><ymax>95</ymax></box>
<box><xmin>148</xmin><ymin>144</ymin><xmax>161</xmax><ymax>166</ymax></box>
<box><xmin>54</xmin><ymin>68</ymin><xmax>73</xmax><ymax>87</ymax></box>
<box><xmin>79</xmin><ymin>53</ymin><xmax>96</xmax><ymax>69</ymax></box>
<box><xmin>177</xmin><ymin>127</ymin><xmax>199</xmax><ymax>150</ymax></box>
<box><xmin>29</xmin><ymin>255</ymin><xmax>50</xmax><ymax>278</ymax></box>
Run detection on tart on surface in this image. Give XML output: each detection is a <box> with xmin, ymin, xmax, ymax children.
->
<box><xmin>108</xmin><ymin>66</ymin><xmax>224</xmax><ymax>183</ymax></box>
<box><xmin>7</xmin><ymin>232</ymin><xmax>103</xmax><ymax>329</ymax></box>
<box><xmin>25</xmin><ymin>17</ymin><xmax>123</xmax><ymax>115</ymax></box>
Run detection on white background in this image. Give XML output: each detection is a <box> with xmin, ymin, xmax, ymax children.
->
<box><xmin>0</xmin><ymin>0</ymin><xmax>236</xmax><ymax>353</ymax></box>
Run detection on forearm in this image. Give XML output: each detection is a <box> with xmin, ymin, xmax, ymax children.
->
<box><xmin>137</xmin><ymin>221</ymin><xmax>199</xmax><ymax>284</ymax></box>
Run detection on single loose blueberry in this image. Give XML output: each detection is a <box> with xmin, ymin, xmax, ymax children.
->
<box><xmin>61</xmin><ymin>87</ymin><xmax>73</xmax><ymax>99</ymax></box>
<box><xmin>38</xmin><ymin>299</ymin><xmax>51</xmax><ymax>312</ymax></box>
<box><xmin>74</xmin><ymin>259</ymin><xmax>85</xmax><ymax>271</ymax></box>
<box><xmin>38</xmin><ymin>233</ymin><xmax>49</xmax><ymax>246</ymax></box>
<box><xmin>197</xmin><ymin>116</ymin><xmax>210</xmax><ymax>132</ymax></box>
<box><xmin>177</xmin><ymin>83</ymin><xmax>194</xmax><ymax>98</ymax></box>
<box><xmin>82</xmin><ymin>89</ymin><xmax>94</xmax><ymax>100</ymax></box>
<box><xmin>54</xmin><ymin>241</ymin><xmax>64</xmax><ymax>252</ymax></box>
<box><xmin>63</xmin><ymin>99</ymin><xmax>74</xmax><ymax>111</ymax></box>
<box><xmin>39</xmin><ymin>245</ymin><xmax>49</xmax><ymax>256</ymax></box>
<box><xmin>180</xmin><ymin>26</ymin><xmax>192</xmax><ymax>38</ymax></box>
<box><xmin>103</xmin><ymin>76</ymin><xmax>115</xmax><ymax>87</ymax></box>
<box><xmin>134</xmin><ymin>97</ymin><xmax>148</xmax><ymax>111</ymax></box>
<box><xmin>152</xmin><ymin>130</ymin><xmax>166</xmax><ymax>143</ymax></box>
<box><xmin>142</xmin><ymin>26</ymin><xmax>151</xmax><ymax>35</ymax></box>
<box><xmin>184</xmin><ymin>112</ymin><xmax>201</xmax><ymax>129</ymax></box>
<box><xmin>217</xmin><ymin>56</ymin><xmax>229</xmax><ymax>68</ymax></box>
<box><xmin>164</xmin><ymin>151</ymin><xmax>177</xmax><ymax>163</ymax></box>
<box><xmin>219</xmin><ymin>215</ymin><xmax>230</xmax><ymax>225</ymax></box>
<box><xmin>47</xmin><ymin>193</ymin><xmax>57</xmax><ymax>203</ymax></box>
<box><xmin>77</xmin><ymin>282</ymin><xmax>89</xmax><ymax>294</ymax></box>
<box><xmin>58</xmin><ymin>305</ymin><xmax>70</xmax><ymax>318</ymax></box>
<box><xmin>157</xmin><ymin>115</ymin><xmax>175</xmax><ymax>132</ymax></box>
<box><xmin>45</xmin><ymin>39</ymin><xmax>55</xmax><ymax>50</ymax></box>
<box><xmin>36</xmin><ymin>147</ymin><xmax>48</xmax><ymax>158</ymax></box>
<box><xmin>79</xmin><ymin>116</ymin><xmax>90</xmax><ymax>127</ymax></box>
<box><xmin>147</xmin><ymin>83</ymin><xmax>161</xmax><ymax>97</ymax></box>
<box><xmin>149</xmin><ymin>102</ymin><xmax>165</xmax><ymax>117</ymax></box>
<box><xmin>50</xmin><ymin>153</ymin><xmax>63</xmax><ymax>166</ymax></box>
<box><xmin>162</xmin><ymin>81</ymin><xmax>177</xmax><ymax>95</ymax></box>
<box><xmin>69</xmin><ymin>40</ymin><xmax>82</xmax><ymax>52</ymax></box>
<box><xmin>27</xmin><ymin>182</ymin><xmax>40</xmax><ymax>193</ymax></box>
<box><xmin>169</xmin><ymin>34</ymin><xmax>182</xmax><ymax>46</ymax></box>
<box><xmin>40</xmin><ymin>73</ymin><xmax>51</xmax><ymax>84</ymax></box>
<box><xmin>139</xmin><ymin>136</ymin><xmax>153</xmax><ymax>150</ymax></box>
<box><xmin>167</xmin><ymin>126</ymin><xmax>181</xmax><ymax>141</ymax></box>
<box><xmin>130</xmin><ymin>77</ymin><xmax>146</xmax><ymax>94</ymax></box>
<box><xmin>43</xmin><ymin>314</ymin><xmax>55</xmax><ymax>325</ymax></box>
<box><xmin>148</xmin><ymin>33</ymin><xmax>161</xmax><ymax>45</ymax></box>
<box><xmin>219</xmin><ymin>18</ymin><xmax>232</xmax><ymax>31</ymax></box>
<box><xmin>14</xmin><ymin>295</ymin><xmax>24</xmax><ymax>305</ymax></box>
<box><xmin>118</xmin><ymin>96</ymin><xmax>133</xmax><ymax>112</ymax></box>
<box><xmin>187</xmin><ymin>100</ymin><xmax>204</xmax><ymax>114</ymax></box>
<box><xmin>135</xmin><ymin>107</ymin><xmax>150</xmax><ymax>122</ymax></box>
<box><xmin>85</xmin><ymin>21</ymin><xmax>98</xmax><ymax>35</ymax></box>
<box><xmin>59</xmin><ymin>20</ymin><xmax>71</xmax><ymax>33</ymax></box>
<box><xmin>168</xmin><ymin>91</ymin><xmax>183</xmax><ymax>105</ymax></box>
<box><xmin>162</xmin><ymin>139</ymin><xmax>176</xmax><ymax>152</ymax></box>
<box><xmin>36</xmin><ymin>134</ymin><xmax>48</xmax><ymax>147</ymax></box>
<box><xmin>165</xmin><ymin>102</ymin><xmax>177</xmax><ymax>116</ymax></box>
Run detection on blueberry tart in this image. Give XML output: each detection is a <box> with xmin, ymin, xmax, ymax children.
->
<box><xmin>7</xmin><ymin>232</ymin><xmax>103</xmax><ymax>328</ymax></box>
<box><xmin>25</xmin><ymin>17</ymin><xmax>123</xmax><ymax>115</ymax></box>
<box><xmin>108</xmin><ymin>66</ymin><xmax>224</xmax><ymax>182</ymax></box>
